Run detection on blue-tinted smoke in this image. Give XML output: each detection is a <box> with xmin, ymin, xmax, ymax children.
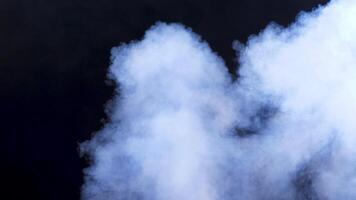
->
<box><xmin>81</xmin><ymin>0</ymin><xmax>356</xmax><ymax>199</ymax></box>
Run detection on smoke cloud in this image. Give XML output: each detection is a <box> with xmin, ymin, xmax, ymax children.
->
<box><xmin>81</xmin><ymin>0</ymin><xmax>356</xmax><ymax>199</ymax></box>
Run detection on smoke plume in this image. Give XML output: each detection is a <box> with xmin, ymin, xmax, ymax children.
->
<box><xmin>81</xmin><ymin>0</ymin><xmax>356</xmax><ymax>199</ymax></box>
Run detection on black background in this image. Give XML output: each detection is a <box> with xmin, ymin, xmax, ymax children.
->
<box><xmin>1</xmin><ymin>0</ymin><xmax>328</xmax><ymax>199</ymax></box>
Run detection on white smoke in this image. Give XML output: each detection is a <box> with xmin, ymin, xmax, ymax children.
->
<box><xmin>81</xmin><ymin>0</ymin><xmax>356</xmax><ymax>199</ymax></box>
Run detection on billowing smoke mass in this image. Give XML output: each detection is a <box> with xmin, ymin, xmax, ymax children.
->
<box><xmin>81</xmin><ymin>0</ymin><xmax>356</xmax><ymax>199</ymax></box>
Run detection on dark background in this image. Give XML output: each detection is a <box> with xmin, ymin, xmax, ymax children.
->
<box><xmin>1</xmin><ymin>0</ymin><xmax>328</xmax><ymax>199</ymax></box>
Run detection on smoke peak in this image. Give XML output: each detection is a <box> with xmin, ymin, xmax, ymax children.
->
<box><xmin>81</xmin><ymin>0</ymin><xmax>356</xmax><ymax>199</ymax></box>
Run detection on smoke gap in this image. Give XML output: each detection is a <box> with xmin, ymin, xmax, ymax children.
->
<box><xmin>81</xmin><ymin>0</ymin><xmax>356</xmax><ymax>199</ymax></box>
